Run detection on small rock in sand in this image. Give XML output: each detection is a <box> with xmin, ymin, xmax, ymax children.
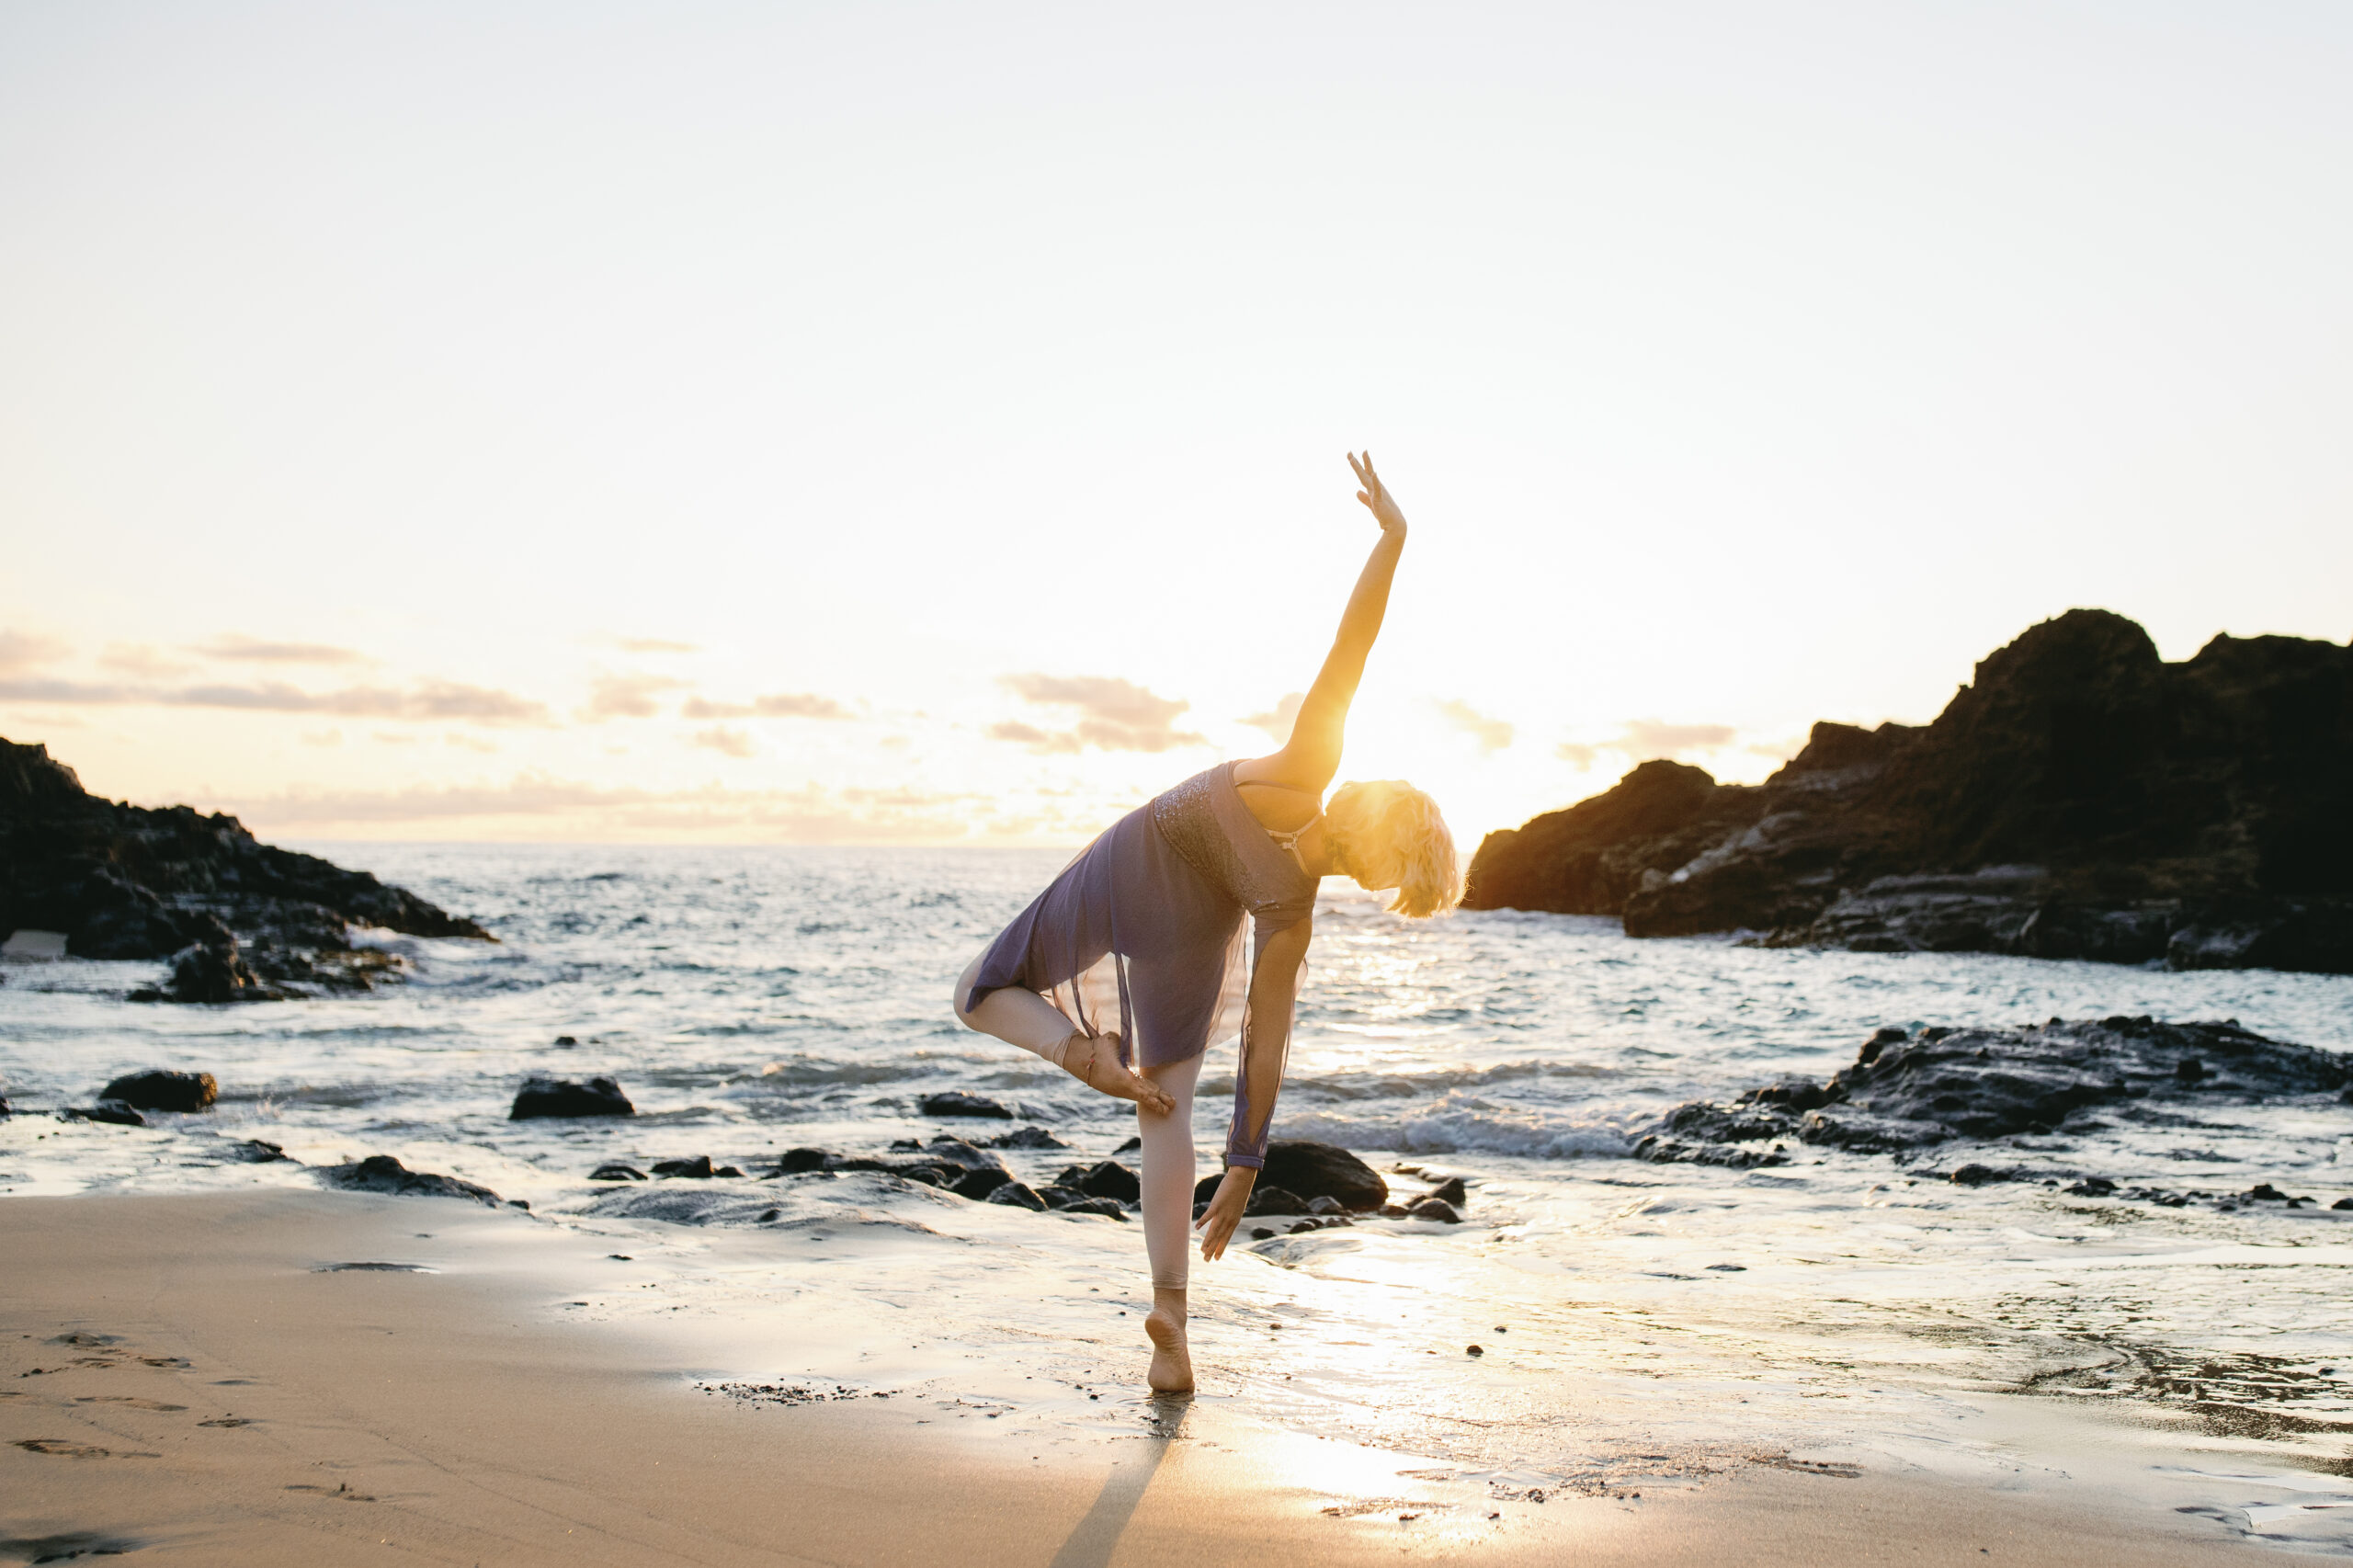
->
<box><xmin>951</xmin><ymin>1168</ymin><xmax>1012</xmax><ymax>1200</ymax></box>
<box><xmin>1427</xmin><ymin>1176</ymin><xmax>1469</xmax><ymax>1208</ymax></box>
<box><xmin>589</xmin><ymin>1164</ymin><xmax>647</xmax><ymax>1182</ymax></box>
<box><xmin>1406</xmin><ymin>1198</ymin><xmax>1462</xmax><ymax>1223</ymax></box>
<box><xmin>778</xmin><ymin>1148</ymin><xmax>832</xmax><ymax>1173</ymax></box>
<box><xmin>986</xmin><ymin>1125</ymin><xmax>1068</xmax><ymax>1149</ymax></box>
<box><xmin>1058</xmin><ymin>1160</ymin><xmax>1142</xmax><ymax>1202</ymax></box>
<box><xmin>322</xmin><ymin>1153</ymin><xmax>501</xmax><ymax>1205</ymax></box>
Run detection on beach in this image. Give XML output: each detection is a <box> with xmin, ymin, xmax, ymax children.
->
<box><xmin>5</xmin><ymin>845</ymin><xmax>2353</xmax><ymax>1562</ymax></box>
<box><xmin>3</xmin><ymin>1187</ymin><xmax>2315</xmax><ymax>1566</ymax></box>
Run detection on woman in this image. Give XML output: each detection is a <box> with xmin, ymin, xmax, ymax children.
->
<box><xmin>952</xmin><ymin>452</ymin><xmax>1459</xmax><ymax>1392</ymax></box>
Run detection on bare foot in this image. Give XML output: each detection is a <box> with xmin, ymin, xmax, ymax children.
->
<box><xmin>1145</xmin><ymin>1309</ymin><xmax>1194</xmax><ymax>1393</ymax></box>
<box><xmin>1054</xmin><ymin>1031</ymin><xmax>1175</xmax><ymax>1116</ymax></box>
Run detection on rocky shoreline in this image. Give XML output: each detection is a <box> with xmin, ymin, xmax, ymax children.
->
<box><xmin>1</xmin><ymin>737</ymin><xmax>491</xmax><ymax>1000</ymax></box>
<box><xmin>1463</xmin><ymin>610</ymin><xmax>2353</xmax><ymax>973</ymax></box>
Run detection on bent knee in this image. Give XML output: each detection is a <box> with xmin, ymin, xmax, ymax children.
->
<box><xmin>950</xmin><ymin>954</ymin><xmax>984</xmax><ymax>1025</ymax></box>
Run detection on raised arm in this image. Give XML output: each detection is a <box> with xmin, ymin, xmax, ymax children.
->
<box><xmin>1237</xmin><ymin>453</ymin><xmax>1408</xmax><ymax>796</ymax></box>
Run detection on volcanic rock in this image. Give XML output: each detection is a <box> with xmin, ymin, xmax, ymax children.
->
<box><xmin>1243</xmin><ymin>1185</ymin><xmax>1307</xmax><ymax>1217</ymax></box>
<box><xmin>1</xmin><ymin>738</ymin><xmax>493</xmax><ymax>993</ymax></box>
<box><xmin>509</xmin><ymin>1074</ymin><xmax>634</xmax><ymax>1119</ymax></box>
<box><xmin>986</xmin><ymin>1125</ymin><xmax>1068</xmax><ymax>1149</ymax></box>
<box><xmin>98</xmin><ymin>1070</ymin><xmax>218</xmax><ymax>1114</ymax></box>
<box><xmin>950</xmin><ymin>1167</ymin><xmax>1013</xmax><ymax>1200</ymax></box>
<box><xmin>1462</xmin><ymin>612</ymin><xmax>2353</xmax><ymax>972</ymax></box>
<box><xmin>919</xmin><ymin>1091</ymin><xmax>1013</xmax><ymax>1119</ymax></box>
<box><xmin>1260</xmin><ymin>1140</ymin><xmax>1390</xmax><ymax>1211</ymax></box>
<box><xmin>1054</xmin><ymin>1160</ymin><xmax>1141</xmax><ymax>1203</ymax></box>
<box><xmin>986</xmin><ymin>1181</ymin><xmax>1048</xmax><ymax>1210</ymax></box>
<box><xmin>1636</xmin><ymin>1017</ymin><xmax>2350</xmax><ymax>1165</ymax></box>
<box><xmin>321</xmin><ymin>1153</ymin><xmax>502</xmax><ymax>1205</ymax></box>
<box><xmin>64</xmin><ymin>1099</ymin><xmax>144</xmax><ymax>1127</ymax></box>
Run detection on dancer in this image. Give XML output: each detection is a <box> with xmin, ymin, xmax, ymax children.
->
<box><xmin>952</xmin><ymin>452</ymin><xmax>1460</xmax><ymax>1392</ymax></box>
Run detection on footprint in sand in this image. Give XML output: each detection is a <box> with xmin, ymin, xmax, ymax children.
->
<box><xmin>12</xmin><ymin>1437</ymin><xmax>162</xmax><ymax>1459</ymax></box>
<box><xmin>73</xmin><ymin>1396</ymin><xmax>188</xmax><ymax>1412</ymax></box>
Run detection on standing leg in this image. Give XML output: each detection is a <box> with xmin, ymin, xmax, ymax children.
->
<box><xmin>1136</xmin><ymin>1050</ymin><xmax>1202</xmax><ymax>1392</ymax></box>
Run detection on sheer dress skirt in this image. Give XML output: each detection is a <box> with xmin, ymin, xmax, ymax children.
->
<box><xmin>964</xmin><ymin>801</ymin><xmax>1249</xmax><ymax>1074</ymax></box>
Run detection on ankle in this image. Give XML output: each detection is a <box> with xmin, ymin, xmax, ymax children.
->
<box><xmin>1151</xmin><ymin>1287</ymin><xmax>1187</xmax><ymax>1322</ymax></box>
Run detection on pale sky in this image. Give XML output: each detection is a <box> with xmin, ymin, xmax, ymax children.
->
<box><xmin>4</xmin><ymin>2</ymin><xmax>2347</xmax><ymax>847</ymax></box>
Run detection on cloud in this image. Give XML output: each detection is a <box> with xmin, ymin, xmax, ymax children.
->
<box><xmin>193</xmin><ymin>633</ymin><xmax>369</xmax><ymax>665</ymax></box>
<box><xmin>582</xmin><ymin>673</ymin><xmax>687</xmax><ymax>721</ymax></box>
<box><xmin>1242</xmin><ymin>692</ymin><xmax>1303</xmax><ymax>743</ymax></box>
<box><xmin>301</xmin><ymin>729</ymin><xmax>343</xmax><ymax>747</ymax></box>
<box><xmin>691</xmin><ymin>724</ymin><xmax>756</xmax><ymax>757</ymax></box>
<box><xmin>995</xmin><ymin>674</ymin><xmax>1208</xmax><ymax>754</ymax></box>
<box><xmin>99</xmin><ymin>643</ymin><xmax>194</xmax><ymax>678</ymax></box>
<box><xmin>212</xmin><ymin>774</ymin><xmax>1015</xmax><ymax>843</ymax></box>
<box><xmin>0</xmin><ymin>630</ymin><xmax>67</xmax><ymax>673</ymax></box>
<box><xmin>0</xmin><ymin>676</ymin><xmax>551</xmax><ymax>724</ymax></box>
<box><xmin>446</xmin><ymin>732</ymin><xmax>500</xmax><ymax>754</ymax></box>
<box><xmin>682</xmin><ymin>692</ymin><xmax>853</xmax><ymax>721</ymax></box>
<box><xmin>616</xmin><ymin>637</ymin><xmax>699</xmax><ymax>654</ymax></box>
<box><xmin>1435</xmin><ymin>698</ymin><xmax>1514</xmax><ymax>753</ymax></box>
<box><xmin>1557</xmin><ymin>719</ymin><xmax>1742</xmax><ymax>770</ymax></box>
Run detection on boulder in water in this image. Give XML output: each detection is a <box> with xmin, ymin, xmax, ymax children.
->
<box><xmin>590</xmin><ymin>1164</ymin><xmax>647</xmax><ymax>1182</ymax></box>
<box><xmin>98</xmin><ymin>1069</ymin><xmax>218</xmax><ymax>1113</ymax></box>
<box><xmin>1243</xmin><ymin>1185</ymin><xmax>1308</xmax><ymax>1217</ymax></box>
<box><xmin>1406</xmin><ymin>1198</ymin><xmax>1463</xmax><ymax>1223</ymax></box>
<box><xmin>918</xmin><ymin>1091</ymin><xmax>1013</xmax><ymax>1119</ymax></box>
<box><xmin>64</xmin><ymin>1099</ymin><xmax>144</xmax><ymax>1127</ymax></box>
<box><xmin>985</xmin><ymin>1124</ymin><xmax>1068</xmax><ymax>1149</ymax></box>
<box><xmin>951</xmin><ymin>1167</ymin><xmax>1012</xmax><ymax>1200</ymax></box>
<box><xmin>1260</xmin><ymin>1141</ymin><xmax>1389</xmax><ymax>1211</ymax></box>
<box><xmin>509</xmin><ymin>1074</ymin><xmax>634</xmax><ymax>1119</ymax></box>
<box><xmin>1637</xmin><ymin>1017</ymin><xmax>2352</xmax><ymax>1165</ymax></box>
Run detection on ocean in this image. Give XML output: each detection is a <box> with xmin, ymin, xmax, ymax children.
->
<box><xmin>4</xmin><ymin>843</ymin><xmax>2351</xmax><ymax>1548</ymax></box>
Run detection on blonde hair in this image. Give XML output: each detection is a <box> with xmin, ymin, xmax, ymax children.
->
<box><xmin>1324</xmin><ymin>779</ymin><xmax>1461</xmax><ymax>918</ymax></box>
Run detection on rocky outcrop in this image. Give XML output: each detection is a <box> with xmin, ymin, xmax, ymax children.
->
<box><xmin>320</xmin><ymin>1153</ymin><xmax>505</xmax><ymax>1205</ymax></box>
<box><xmin>2</xmin><ymin>737</ymin><xmax>492</xmax><ymax>994</ymax></box>
<box><xmin>97</xmin><ymin>1070</ymin><xmax>217</xmax><ymax>1113</ymax></box>
<box><xmin>1635</xmin><ymin>1017</ymin><xmax>2352</xmax><ymax>1167</ymax></box>
<box><xmin>1194</xmin><ymin>1140</ymin><xmax>1390</xmax><ymax>1212</ymax></box>
<box><xmin>917</xmin><ymin>1091</ymin><xmax>1013</xmax><ymax>1119</ymax></box>
<box><xmin>1464</xmin><ymin>611</ymin><xmax>2353</xmax><ymax>972</ymax></box>
<box><xmin>509</xmin><ymin>1074</ymin><xmax>634</xmax><ymax>1119</ymax></box>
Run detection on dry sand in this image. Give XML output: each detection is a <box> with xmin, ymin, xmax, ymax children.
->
<box><xmin>0</xmin><ymin>1190</ymin><xmax>2308</xmax><ymax>1566</ymax></box>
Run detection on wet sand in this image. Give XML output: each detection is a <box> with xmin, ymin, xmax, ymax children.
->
<box><xmin>0</xmin><ymin>1191</ymin><xmax>2307</xmax><ymax>1566</ymax></box>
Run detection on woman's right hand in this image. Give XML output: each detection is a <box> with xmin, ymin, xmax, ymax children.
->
<box><xmin>1194</xmin><ymin>1165</ymin><xmax>1258</xmax><ymax>1262</ymax></box>
<box><xmin>1348</xmin><ymin>450</ymin><xmax>1407</xmax><ymax>536</ymax></box>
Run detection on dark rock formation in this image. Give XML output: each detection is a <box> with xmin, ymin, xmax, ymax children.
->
<box><xmin>653</xmin><ymin>1155</ymin><xmax>717</xmax><ymax>1178</ymax></box>
<box><xmin>1056</xmin><ymin>1197</ymin><xmax>1130</xmax><ymax>1221</ymax></box>
<box><xmin>63</xmin><ymin>1099</ymin><xmax>144</xmax><ymax>1127</ymax></box>
<box><xmin>509</xmin><ymin>1074</ymin><xmax>634</xmax><ymax>1119</ymax></box>
<box><xmin>951</xmin><ymin>1167</ymin><xmax>1012</xmax><ymax>1199</ymax></box>
<box><xmin>1260</xmin><ymin>1140</ymin><xmax>1390</xmax><ymax>1211</ymax></box>
<box><xmin>226</xmin><ymin>1138</ymin><xmax>286</xmax><ymax>1163</ymax></box>
<box><xmin>1406</xmin><ymin>1198</ymin><xmax>1463</xmax><ymax>1223</ymax></box>
<box><xmin>1463</xmin><ymin>612</ymin><xmax>2353</xmax><ymax>972</ymax></box>
<box><xmin>1427</xmin><ymin>1176</ymin><xmax>1468</xmax><ymax>1208</ymax></box>
<box><xmin>2</xmin><ymin>738</ymin><xmax>492</xmax><ymax>994</ymax></box>
<box><xmin>320</xmin><ymin>1153</ymin><xmax>502</xmax><ymax>1205</ymax></box>
<box><xmin>98</xmin><ymin>1070</ymin><xmax>218</xmax><ymax>1113</ymax></box>
<box><xmin>985</xmin><ymin>1125</ymin><xmax>1068</xmax><ymax>1149</ymax></box>
<box><xmin>1243</xmin><ymin>1185</ymin><xmax>1308</xmax><ymax>1217</ymax></box>
<box><xmin>1054</xmin><ymin>1160</ymin><xmax>1142</xmax><ymax>1203</ymax></box>
<box><xmin>1637</xmin><ymin>1017</ymin><xmax>2351</xmax><ymax>1166</ymax></box>
<box><xmin>918</xmin><ymin>1091</ymin><xmax>1013</xmax><ymax>1119</ymax></box>
<box><xmin>589</xmin><ymin>1164</ymin><xmax>647</xmax><ymax>1181</ymax></box>
<box><xmin>986</xmin><ymin>1181</ymin><xmax>1048</xmax><ymax>1210</ymax></box>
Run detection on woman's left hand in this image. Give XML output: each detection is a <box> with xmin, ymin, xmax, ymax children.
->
<box><xmin>1194</xmin><ymin>1165</ymin><xmax>1258</xmax><ymax>1262</ymax></box>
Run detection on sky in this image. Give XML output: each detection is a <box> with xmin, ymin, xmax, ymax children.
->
<box><xmin>3</xmin><ymin>1</ymin><xmax>2348</xmax><ymax>848</ymax></box>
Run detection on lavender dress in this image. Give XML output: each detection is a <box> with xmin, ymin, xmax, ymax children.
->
<box><xmin>965</xmin><ymin>760</ymin><xmax>1316</xmax><ymax>1168</ymax></box>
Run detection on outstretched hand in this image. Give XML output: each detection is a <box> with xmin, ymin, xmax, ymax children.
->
<box><xmin>1347</xmin><ymin>450</ymin><xmax>1407</xmax><ymax>536</ymax></box>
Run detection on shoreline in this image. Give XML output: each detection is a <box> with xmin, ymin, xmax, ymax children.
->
<box><xmin>1</xmin><ymin>1190</ymin><xmax>2315</xmax><ymax>1565</ymax></box>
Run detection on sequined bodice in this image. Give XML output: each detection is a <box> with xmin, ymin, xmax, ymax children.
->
<box><xmin>1150</xmin><ymin>762</ymin><xmax>1318</xmax><ymax>927</ymax></box>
